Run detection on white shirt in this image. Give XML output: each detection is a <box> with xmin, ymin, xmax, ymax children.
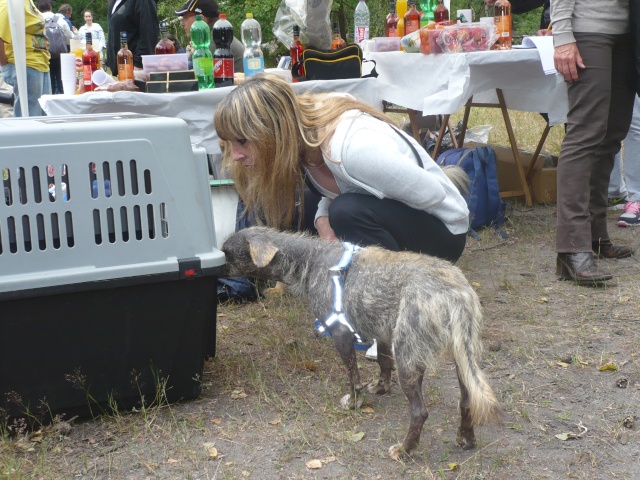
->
<box><xmin>77</xmin><ymin>23</ymin><xmax>106</xmax><ymax>55</ymax></box>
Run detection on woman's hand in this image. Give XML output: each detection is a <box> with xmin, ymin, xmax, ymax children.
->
<box><xmin>316</xmin><ymin>216</ymin><xmax>339</xmax><ymax>242</ymax></box>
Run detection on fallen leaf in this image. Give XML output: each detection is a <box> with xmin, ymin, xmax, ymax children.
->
<box><xmin>351</xmin><ymin>431</ymin><xmax>365</xmax><ymax>442</ymax></box>
<box><xmin>305</xmin><ymin>363</ymin><xmax>317</xmax><ymax>371</ymax></box>
<box><xmin>538</xmin><ymin>297</ymin><xmax>548</xmax><ymax>303</ymax></box>
<box><xmin>448</xmin><ymin>462</ymin><xmax>460</xmax><ymax>471</ymax></box>
<box><xmin>306</xmin><ymin>459</ymin><xmax>322</xmax><ymax>469</ymax></box>
<box><xmin>360</xmin><ymin>406</ymin><xmax>374</xmax><ymax>414</ymax></box>
<box><xmin>225</xmin><ymin>462</ymin><xmax>234</xmax><ymax>466</ymax></box>
<box><xmin>268</xmin><ymin>418</ymin><xmax>281</xmax><ymax>425</ymax></box>
<box><xmin>167</xmin><ymin>458</ymin><xmax>179</xmax><ymax>464</ymax></box>
<box><xmin>321</xmin><ymin>456</ymin><xmax>336</xmax><ymax>464</ymax></box>
<box><xmin>557</xmin><ymin>361</ymin><xmax>570</xmax><ymax>368</ymax></box>
<box><xmin>231</xmin><ymin>390</ymin><xmax>248</xmax><ymax>399</ymax></box>
<box><xmin>599</xmin><ymin>363</ymin><xmax>617</xmax><ymax>371</ymax></box>
<box><xmin>471</xmin><ymin>281</ymin><xmax>481</xmax><ymax>287</ymax></box>
<box><xmin>211</xmin><ymin>418</ymin><xmax>222</xmax><ymax>425</ymax></box>
<box><xmin>208</xmin><ymin>447</ymin><xmax>218</xmax><ymax>458</ymax></box>
<box><xmin>555</xmin><ymin>433</ymin><xmax>570</xmax><ymax>441</ymax></box>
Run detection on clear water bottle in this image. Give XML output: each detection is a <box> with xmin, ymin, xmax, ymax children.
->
<box><xmin>240</xmin><ymin>13</ymin><xmax>264</xmax><ymax>77</ymax></box>
<box><xmin>354</xmin><ymin>0</ymin><xmax>370</xmax><ymax>45</ymax></box>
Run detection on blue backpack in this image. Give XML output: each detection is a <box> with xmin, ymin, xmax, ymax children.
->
<box><xmin>437</xmin><ymin>147</ymin><xmax>508</xmax><ymax>237</ymax></box>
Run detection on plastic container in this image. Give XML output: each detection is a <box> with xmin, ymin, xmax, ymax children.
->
<box><xmin>141</xmin><ymin>53</ymin><xmax>188</xmax><ymax>73</ymax></box>
<box><xmin>430</xmin><ymin>22</ymin><xmax>497</xmax><ymax>54</ymax></box>
<box><xmin>354</xmin><ymin>0</ymin><xmax>370</xmax><ymax>45</ymax></box>
<box><xmin>372</xmin><ymin>36</ymin><xmax>401</xmax><ymax>52</ymax></box>
<box><xmin>212</xmin><ymin>14</ymin><xmax>234</xmax><ymax>87</ymax></box>
<box><xmin>240</xmin><ymin>13</ymin><xmax>265</xmax><ymax>77</ymax></box>
<box><xmin>0</xmin><ymin>113</ymin><xmax>225</xmax><ymax>422</ymax></box>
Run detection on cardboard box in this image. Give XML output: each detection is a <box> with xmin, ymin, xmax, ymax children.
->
<box><xmin>531</xmin><ymin>167</ymin><xmax>557</xmax><ymax>204</ymax></box>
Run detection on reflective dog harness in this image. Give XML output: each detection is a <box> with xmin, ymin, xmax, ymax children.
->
<box><xmin>315</xmin><ymin>242</ymin><xmax>370</xmax><ymax>347</ymax></box>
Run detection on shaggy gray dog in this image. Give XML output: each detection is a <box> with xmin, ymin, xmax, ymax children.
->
<box><xmin>222</xmin><ymin>227</ymin><xmax>501</xmax><ymax>459</ymax></box>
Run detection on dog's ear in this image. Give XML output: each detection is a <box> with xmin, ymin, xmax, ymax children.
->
<box><xmin>248</xmin><ymin>238</ymin><xmax>279</xmax><ymax>268</ymax></box>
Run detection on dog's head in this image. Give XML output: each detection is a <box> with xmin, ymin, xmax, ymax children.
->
<box><xmin>221</xmin><ymin>227</ymin><xmax>280</xmax><ymax>278</ymax></box>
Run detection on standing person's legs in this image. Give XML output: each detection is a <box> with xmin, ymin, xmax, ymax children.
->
<box><xmin>327</xmin><ymin>193</ymin><xmax>467</xmax><ymax>262</ymax></box>
<box><xmin>49</xmin><ymin>57</ymin><xmax>63</xmax><ymax>94</ymax></box>
<box><xmin>620</xmin><ymin>96</ymin><xmax>640</xmax><ymax>202</ymax></box>
<box><xmin>1</xmin><ymin>64</ymin><xmax>51</xmax><ymax>117</ymax></box>
<box><xmin>607</xmin><ymin>152</ymin><xmax>627</xmax><ymax>203</ymax></box>
<box><xmin>556</xmin><ymin>33</ymin><xmax>625</xmax><ymax>253</ymax></box>
<box><xmin>589</xmin><ymin>34</ymin><xmax>635</xmax><ymax>244</ymax></box>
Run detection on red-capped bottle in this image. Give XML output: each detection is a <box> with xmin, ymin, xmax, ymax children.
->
<box><xmin>290</xmin><ymin>25</ymin><xmax>305</xmax><ymax>81</ymax></box>
<box><xmin>155</xmin><ymin>22</ymin><xmax>176</xmax><ymax>54</ymax></box>
<box><xmin>212</xmin><ymin>14</ymin><xmax>234</xmax><ymax>87</ymax></box>
<box><xmin>433</xmin><ymin>0</ymin><xmax>449</xmax><ymax>24</ymax></box>
<box><xmin>82</xmin><ymin>32</ymin><xmax>98</xmax><ymax>92</ymax></box>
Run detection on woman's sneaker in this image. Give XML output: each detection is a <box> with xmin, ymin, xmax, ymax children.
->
<box><xmin>608</xmin><ymin>196</ymin><xmax>628</xmax><ymax>210</ymax></box>
<box><xmin>617</xmin><ymin>201</ymin><xmax>640</xmax><ymax>227</ymax></box>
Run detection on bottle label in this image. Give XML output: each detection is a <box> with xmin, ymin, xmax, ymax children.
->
<box><xmin>118</xmin><ymin>64</ymin><xmax>133</xmax><ymax>81</ymax></box>
<box><xmin>83</xmin><ymin>64</ymin><xmax>93</xmax><ymax>90</ymax></box>
<box><xmin>244</xmin><ymin>57</ymin><xmax>264</xmax><ymax>76</ymax></box>
<box><xmin>495</xmin><ymin>14</ymin><xmax>512</xmax><ymax>38</ymax></box>
<box><xmin>214</xmin><ymin>57</ymin><xmax>234</xmax><ymax>79</ymax></box>
<box><xmin>355</xmin><ymin>27</ymin><xmax>369</xmax><ymax>43</ymax></box>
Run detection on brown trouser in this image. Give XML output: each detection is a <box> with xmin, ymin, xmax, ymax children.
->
<box><xmin>556</xmin><ymin>32</ymin><xmax>636</xmax><ymax>253</ymax></box>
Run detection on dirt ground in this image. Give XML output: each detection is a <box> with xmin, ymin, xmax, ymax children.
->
<box><xmin>3</xmin><ymin>203</ymin><xmax>640</xmax><ymax>479</ymax></box>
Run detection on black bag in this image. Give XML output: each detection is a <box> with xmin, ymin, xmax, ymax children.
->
<box><xmin>45</xmin><ymin>14</ymin><xmax>68</xmax><ymax>59</ymax></box>
<box><xmin>301</xmin><ymin>44</ymin><xmax>365</xmax><ymax>81</ymax></box>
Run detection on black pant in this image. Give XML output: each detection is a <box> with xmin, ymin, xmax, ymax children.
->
<box><xmin>299</xmin><ymin>190</ymin><xmax>466</xmax><ymax>263</ymax></box>
<box><xmin>49</xmin><ymin>57</ymin><xmax>63</xmax><ymax>95</ymax></box>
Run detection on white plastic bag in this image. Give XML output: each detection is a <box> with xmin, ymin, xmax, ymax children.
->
<box><xmin>273</xmin><ymin>0</ymin><xmax>333</xmax><ymax>50</ymax></box>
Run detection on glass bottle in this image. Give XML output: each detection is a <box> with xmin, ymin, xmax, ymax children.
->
<box><xmin>404</xmin><ymin>0</ymin><xmax>421</xmax><ymax>36</ymax></box>
<box><xmin>396</xmin><ymin>0</ymin><xmax>408</xmax><ymax>38</ymax></box>
<box><xmin>117</xmin><ymin>32</ymin><xmax>134</xmax><ymax>81</ymax></box>
<box><xmin>290</xmin><ymin>25</ymin><xmax>305</xmax><ymax>81</ymax></box>
<box><xmin>331</xmin><ymin>22</ymin><xmax>346</xmax><ymax>50</ymax></box>
<box><xmin>155</xmin><ymin>22</ymin><xmax>176</xmax><ymax>55</ymax></box>
<box><xmin>494</xmin><ymin>0</ymin><xmax>512</xmax><ymax>49</ymax></box>
<box><xmin>419</xmin><ymin>0</ymin><xmax>435</xmax><ymax>27</ymax></box>
<box><xmin>434</xmin><ymin>0</ymin><xmax>449</xmax><ymax>24</ymax></box>
<box><xmin>386</xmin><ymin>2</ymin><xmax>399</xmax><ymax>37</ymax></box>
<box><xmin>82</xmin><ymin>32</ymin><xmax>98</xmax><ymax>92</ymax></box>
<box><xmin>191</xmin><ymin>14</ymin><xmax>214</xmax><ymax>90</ymax></box>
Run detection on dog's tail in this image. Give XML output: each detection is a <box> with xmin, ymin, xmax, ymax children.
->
<box><xmin>450</xmin><ymin>291</ymin><xmax>501</xmax><ymax>425</ymax></box>
<box><xmin>441</xmin><ymin>165</ymin><xmax>470</xmax><ymax>197</ymax></box>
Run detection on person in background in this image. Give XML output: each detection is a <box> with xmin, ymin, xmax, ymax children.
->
<box><xmin>607</xmin><ymin>96</ymin><xmax>640</xmax><ymax>225</ymax></box>
<box><xmin>0</xmin><ymin>0</ymin><xmax>51</xmax><ymax>116</ymax></box>
<box><xmin>57</xmin><ymin>3</ymin><xmax>77</xmax><ymax>44</ymax></box>
<box><xmin>77</xmin><ymin>10</ymin><xmax>106</xmax><ymax>63</ymax></box>
<box><xmin>38</xmin><ymin>0</ymin><xmax>73</xmax><ymax>95</ymax></box>
<box><xmin>174</xmin><ymin>0</ymin><xmax>244</xmax><ymax>74</ymax></box>
<box><xmin>107</xmin><ymin>0</ymin><xmax>159</xmax><ymax>75</ymax></box>
<box><xmin>551</xmin><ymin>0</ymin><xmax>635</xmax><ymax>285</ymax></box>
<box><xmin>0</xmin><ymin>70</ymin><xmax>14</xmax><ymax>117</ymax></box>
<box><xmin>214</xmin><ymin>74</ymin><xmax>469</xmax><ymax>262</ymax></box>
<box><xmin>166</xmin><ymin>33</ymin><xmax>186</xmax><ymax>54</ymax></box>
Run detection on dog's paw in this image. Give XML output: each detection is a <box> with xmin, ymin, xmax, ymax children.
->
<box><xmin>340</xmin><ymin>393</ymin><xmax>364</xmax><ymax>410</ymax></box>
<box><xmin>263</xmin><ymin>281</ymin><xmax>286</xmax><ymax>297</ymax></box>
<box><xmin>367</xmin><ymin>379</ymin><xmax>390</xmax><ymax>395</ymax></box>
<box><xmin>388</xmin><ymin>443</ymin><xmax>406</xmax><ymax>461</ymax></box>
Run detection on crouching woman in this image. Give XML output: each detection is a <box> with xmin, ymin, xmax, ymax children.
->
<box><xmin>214</xmin><ymin>74</ymin><xmax>469</xmax><ymax>262</ymax></box>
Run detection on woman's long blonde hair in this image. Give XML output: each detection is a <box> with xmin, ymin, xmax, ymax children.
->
<box><xmin>214</xmin><ymin>74</ymin><xmax>395</xmax><ymax>229</ymax></box>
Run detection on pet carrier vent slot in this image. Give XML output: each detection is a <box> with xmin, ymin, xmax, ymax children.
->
<box><xmin>144</xmin><ymin>169</ymin><xmax>152</xmax><ymax>194</ymax></box>
<box><xmin>147</xmin><ymin>204</ymin><xmax>155</xmax><ymax>239</ymax></box>
<box><xmin>51</xmin><ymin>213</ymin><xmax>61</xmax><ymax>249</ymax></box>
<box><xmin>47</xmin><ymin>164</ymin><xmax>70</xmax><ymax>202</ymax></box>
<box><xmin>120</xmin><ymin>207</ymin><xmax>129</xmax><ymax>242</ymax></box>
<box><xmin>36</xmin><ymin>213</ymin><xmax>46</xmax><ymax>250</ymax></box>
<box><xmin>160</xmin><ymin>203</ymin><xmax>169</xmax><ymax>238</ymax></box>
<box><xmin>116</xmin><ymin>161</ymin><xmax>125</xmax><ymax>196</ymax></box>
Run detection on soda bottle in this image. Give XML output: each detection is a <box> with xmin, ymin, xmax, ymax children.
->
<box><xmin>354</xmin><ymin>0</ymin><xmax>370</xmax><ymax>45</ymax></box>
<box><xmin>240</xmin><ymin>13</ymin><xmax>264</xmax><ymax>77</ymax></box>
<box><xmin>82</xmin><ymin>32</ymin><xmax>98</xmax><ymax>92</ymax></box>
<box><xmin>117</xmin><ymin>31</ymin><xmax>134</xmax><ymax>81</ymax></box>
<box><xmin>419</xmin><ymin>0</ymin><xmax>435</xmax><ymax>27</ymax></box>
<box><xmin>494</xmin><ymin>0</ymin><xmax>512</xmax><ymax>49</ymax></box>
<box><xmin>290</xmin><ymin>25</ymin><xmax>305</xmax><ymax>81</ymax></box>
<box><xmin>155</xmin><ymin>21</ymin><xmax>176</xmax><ymax>55</ymax></box>
<box><xmin>386</xmin><ymin>1</ymin><xmax>399</xmax><ymax>37</ymax></box>
<box><xmin>191</xmin><ymin>14</ymin><xmax>214</xmax><ymax>90</ymax></box>
<box><xmin>212</xmin><ymin>14</ymin><xmax>235</xmax><ymax>88</ymax></box>
<box><xmin>331</xmin><ymin>22</ymin><xmax>346</xmax><ymax>49</ymax></box>
<box><xmin>434</xmin><ymin>0</ymin><xmax>449</xmax><ymax>24</ymax></box>
<box><xmin>404</xmin><ymin>0</ymin><xmax>421</xmax><ymax>36</ymax></box>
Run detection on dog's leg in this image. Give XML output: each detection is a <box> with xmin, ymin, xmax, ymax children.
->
<box><xmin>455</xmin><ymin>365</ymin><xmax>477</xmax><ymax>450</ymax></box>
<box><xmin>330</xmin><ymin>325</ymin><xmax>365</xmax><ymax>410</ymax></box>
<box><xmin>388</xmin><ymin>362</ymin><xmax>428</xmax><ymax>460</ymax></box>
<box><xmin>368</xmin><ymin>341</ymin><xmax>393</xmax><ymax>395</ymax></box>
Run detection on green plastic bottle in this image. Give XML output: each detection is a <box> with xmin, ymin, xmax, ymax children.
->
<box><xmin>191</xmin><ymin>14</ymin><xmax>214</xmax><ymax>90</ymax></box>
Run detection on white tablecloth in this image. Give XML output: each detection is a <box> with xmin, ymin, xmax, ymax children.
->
<box><xmin>39</xmin><ymin>77</ymin><xmax>383</xmax><ymax>156</ymax></box>
<box><xmin>366</xmin><ymin>49</ymin><xmax>568</xmax><ymax>126</ymax></box>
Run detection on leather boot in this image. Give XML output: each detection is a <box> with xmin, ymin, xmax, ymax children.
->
<box><xmin>556</xmin><ymin>252</ymin><xmax>613</xmax><ymax>284</ymax></box>
<box><xmin>592</xmin><ymin>240</ymin><xmax>634</xmax><ymax>259</ymax></box>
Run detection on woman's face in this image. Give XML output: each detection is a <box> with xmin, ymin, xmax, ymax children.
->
<box><xmin>84</xmin><ymin>12</ymin><xmax>93</xmax><ymax>24</ymax></box>
<box><xmin>230</xmin><ymin>139</ymin><xmax>255</xmax><ymax>169</ymax></box>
